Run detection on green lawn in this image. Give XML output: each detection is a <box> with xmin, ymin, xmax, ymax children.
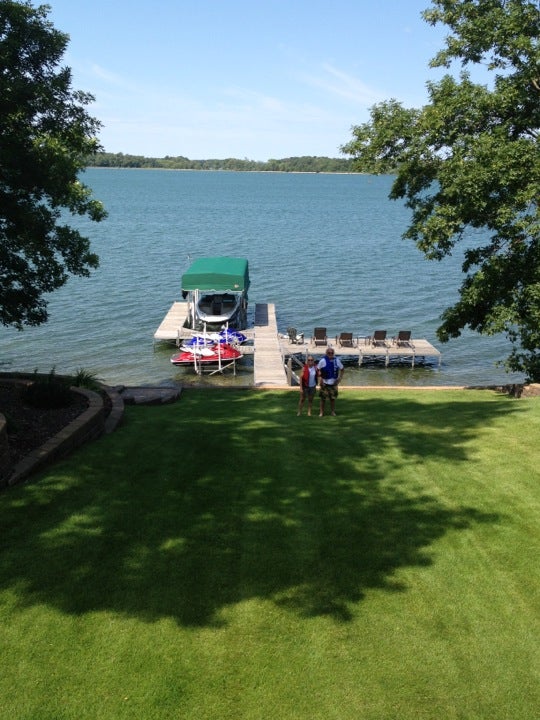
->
<box><xmin>1</xmin><ymin>389</ymin><xmax>539</xmax><ymax>720</ymax></box>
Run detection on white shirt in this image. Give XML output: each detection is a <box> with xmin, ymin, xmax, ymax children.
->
<box><xmin>305</xmin><ymin>366</ymin><xmax>318</xmax><ymax>387</ymax></box>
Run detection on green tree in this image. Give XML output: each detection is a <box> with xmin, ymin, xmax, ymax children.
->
<box><xmin>342</xmin><ymin>0</ymin><xmax>540</xmax><ymax>380</ymax></box>
<box><xmin>0</xmin><ymin>1</ymin><xmax>105</xmax><ymax>330</ymax></box>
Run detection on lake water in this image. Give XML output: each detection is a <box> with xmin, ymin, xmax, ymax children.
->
<box><xmin>0</xmin><ymin>168</ymin><xmax>525</xmax><ymax>388</ymax></box>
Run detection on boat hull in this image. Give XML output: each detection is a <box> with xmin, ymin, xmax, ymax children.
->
<box><xmin>193</xmin><ymin>292</ymin><xmax>247</xmax><ymax>330</ymax></box>
<box><xmin>171</xmin><ymin>342</ymin><xmax>242</xmax><ymax>366</ymax></box>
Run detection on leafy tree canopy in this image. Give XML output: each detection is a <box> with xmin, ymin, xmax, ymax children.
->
<box><xmin>342</xmin><ymin>0</ymin><xmax>540</xmax><ymax>380</ymax></box>
<box><xmin>0</xmin><ymin>0</ymin><xmax>105</xmax><ymax>330</ymax></box>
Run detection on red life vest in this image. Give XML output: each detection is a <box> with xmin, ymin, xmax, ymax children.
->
<box><xmin>301</xmin><ymin>364</ymin><xmax>319</xmax><ymax>388</ymax></box>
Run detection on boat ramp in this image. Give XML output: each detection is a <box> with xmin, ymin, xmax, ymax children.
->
<box><xmin>154</xmin><ymin>302</ymin><xmax>442</xmax><ymax>385</ymax></box>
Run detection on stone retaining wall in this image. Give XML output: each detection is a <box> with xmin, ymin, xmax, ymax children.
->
<box><xmin>0</xmin><ymin>414</ymin><xmax>12</xmax><ymax>485</ymax></box>
<box><xmin>2</xmin><ymin>386</ymin><xmax>105</xmax><ymax>489</ymax></box>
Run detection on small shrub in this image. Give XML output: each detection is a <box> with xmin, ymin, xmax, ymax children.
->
<box><xmin>23</xmin><ymin>368</ymin><xmax>72</xmax><ymax>409</ymax></box>
<box><xmin>70</xmin><ymin>368</ymin><xmax>103</xmax><ymax>392</ymax></box>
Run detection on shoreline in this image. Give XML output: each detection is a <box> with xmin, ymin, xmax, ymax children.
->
<box><xmin>85</xmin><ymin>166</ymin><xmax>365</xmax><ymax>176</ymax></box>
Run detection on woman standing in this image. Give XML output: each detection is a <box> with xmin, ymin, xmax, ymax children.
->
<box><xmin>297</xmin><ymin>356</ymin><xmax>319</xmax><ymax>416</ymax></box>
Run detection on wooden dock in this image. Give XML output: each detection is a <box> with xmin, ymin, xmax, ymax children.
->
<box><xmin>153</xmin><ymin>302</ymin><xmax>442</xmax><ymax>383</ymax></box>
<box><xmin>153</xmin><ymin>301</ymin><xmax>188</xmax><ymax>343</ymax></box>
<box><xmin>253</xmin><ymin>303</ymin><xmax>288</xmax><ymax>387</ymax></box>
<box><xmin>279</xmin><ymin>334</ymin><xmax>442</xmax><ymax>367</ymax></box>
<box><xmin>153</xmin><ymin>301</ymin><xmax>288</xmax><ymax>384</ymax></box>
<box><xmin>357</xmin><ymin>338</ymin><xmax>441</xmax><ymax>367</ymax></box>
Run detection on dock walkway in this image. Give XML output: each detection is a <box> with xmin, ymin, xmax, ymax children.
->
<box><xmin>153</xmin><ymin>301</ymin><xmax>188</xmax><ymax>343</ymax></box>
<box><xmin>253</xmin><ymin>303</ymin><xmax>287</xmax><ymax>387</ymax></box>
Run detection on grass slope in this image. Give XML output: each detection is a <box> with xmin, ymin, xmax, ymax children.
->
<box><xmin>0</xmin><ymin>389</ymin><xmax>539</xmax><ymax>719</ymax></box>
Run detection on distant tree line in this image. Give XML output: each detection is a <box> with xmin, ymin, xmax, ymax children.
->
<box><xmin>86</xmin><ymin>152</ymin><xmax>355</xmax><ymax>173</ymax></box>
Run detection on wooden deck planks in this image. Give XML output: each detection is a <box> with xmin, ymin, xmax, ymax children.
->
<box><xmin>279</xmin><ymin>335</ymin><xmax>442</xmax><ymax>367</ymax></box>
<box><xmin>153</xmin><ymin>301</ymin><xmax>188</xmax><ymax>342</ymax></box>
<box><xmin>357</xmin><ymin>338</ymin><xmax>441</xmax><ymax>367</ymax></box>
<box><xmin>253</xmin><ymin>303</ymin><xmax>288</xmax><ymax>387</ymax></box>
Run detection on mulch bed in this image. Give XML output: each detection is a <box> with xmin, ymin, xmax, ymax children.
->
<box><xmin>0</xmin><ymin>382</ymin><xmax>90</xmax><ymax>465</ymax></box>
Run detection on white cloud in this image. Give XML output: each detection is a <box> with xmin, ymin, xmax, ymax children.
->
<box><xmin>299</xmin><ymin>63</ymin><xmax>383</xmax><ymax>106</ymax></box>
<box><xmin>90</xmin><ymin>64</ymin><xmax>129</xmax><ymax>87</ymax></box>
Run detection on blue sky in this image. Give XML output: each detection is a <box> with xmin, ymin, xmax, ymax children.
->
<box><xmin>47</xmin><ymin>0</ymin><xmax>451</xmax><ymax>160</ymax></box>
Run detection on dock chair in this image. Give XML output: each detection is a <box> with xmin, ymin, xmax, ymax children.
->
<box><xmin>369</xmin><ymin>330</ymin><xmax>387</xmax><ymax>347</ymax></box>
<box><xmin>312</xmin><ymin>327</ymin><xmax>328</xmax><ymax>346</ymax></box>
<box><xmin>393</xmin><ymin>330</ymin><xmax>414</xmax><ymax>348</ymax></box>
<box><xmin>287</xmin><ymin>326</ymin><xmax>304</xmax><ymax>344</ymax></box>
<box><xmin>336</xmin><ymin>332</ymin><xmax>355</xmax><ymax>347</ymax></box>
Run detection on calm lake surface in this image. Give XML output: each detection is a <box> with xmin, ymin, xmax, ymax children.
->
<box><xmin>0</xmin><ymin>168</ymin><xmax>525</xmax><ymax>387</ymax></box>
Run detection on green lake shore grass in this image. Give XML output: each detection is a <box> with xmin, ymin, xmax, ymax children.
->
<box><xmin>1</xmin><ymin>388</ymin><xmax>539</xmax><ymax>719</ymax></box>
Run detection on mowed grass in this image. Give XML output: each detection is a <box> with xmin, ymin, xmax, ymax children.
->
<box><xmin>0</xmin><ymin>388</ymin><xmax>539</xmax><ymax>720</ymax></box>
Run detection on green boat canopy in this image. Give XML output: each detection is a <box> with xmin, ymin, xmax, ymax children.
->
<box><xmin>181</xmin><ymin>257</ymin><xmax>250</xmax><ymax>292</ymax></box>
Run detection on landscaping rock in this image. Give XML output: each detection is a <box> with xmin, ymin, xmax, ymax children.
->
<box><xmin>521</xmin><ymin>383</ymin><xmax>540</xmax><ymax>398</ymax></box>
<box><xmin>119</xmin><ymin>386</ymin><xmax>181</xmax><ymax>405</ymax></box>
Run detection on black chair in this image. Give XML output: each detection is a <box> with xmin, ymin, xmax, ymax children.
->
<box><xmin>393</xmin><ymin>330</ymin><xmax>413</xmax><ymax>348</ymax></box>
<box><xmin>370</xmin><ymin>330</ymin><xmax>387</xmax><ymax>347</ymax></box>
<box><xmin>312</xmin><ymin>327</ymin><xmax>328</xmax><ymax>346</ymax></box>
<box><xmin>336</xmin><ymin>332</ymin><xmax>355</xmax><ymax>347</ymax></box>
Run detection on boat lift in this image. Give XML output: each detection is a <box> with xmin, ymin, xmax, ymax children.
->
<box><xmin>189</xmin><ymin>323</ymin><xmax>241</xmax><ymax>376</ymax></box>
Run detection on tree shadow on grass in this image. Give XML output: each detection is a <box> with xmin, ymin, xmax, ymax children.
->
<box><xmin>0</xmin><ymin>390</ymin><xmax>518</xmax><ymax>625</ymax></box>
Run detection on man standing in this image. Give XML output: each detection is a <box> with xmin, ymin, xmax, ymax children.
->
<box><xmin>318</xmin><ymin>347</ymin><xmax>344</xmax><ymax>416</ymax></box>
